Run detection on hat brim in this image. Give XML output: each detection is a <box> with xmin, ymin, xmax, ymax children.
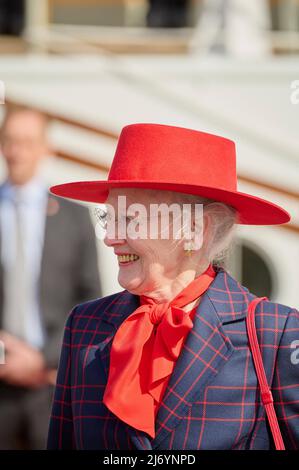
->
<box><xmin>50</xmin><ymin>180</ymin><xmax>290</xmax><ymax>225</ymax></box>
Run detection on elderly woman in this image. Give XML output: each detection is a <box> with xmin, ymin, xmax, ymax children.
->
<box><xmin>47</xmin><ymin>124</ymin><xmax>299</xmax><ymax>450</ymax></box>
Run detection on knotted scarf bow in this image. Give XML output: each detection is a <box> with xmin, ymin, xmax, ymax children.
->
<box><xmin>103</xmin><ymin>263</ymin><xmax>216</xmax><ymax>438</ymax></box>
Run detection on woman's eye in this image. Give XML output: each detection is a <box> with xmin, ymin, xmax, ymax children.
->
<box><xmin>125</xmin><ymin>216</ymin><xmax>136</xmax><ymax>224</ymax></box>
<box><xmin>95</xmin><ymin>208</ymin><xmax>108</xmax><ymax>226</ymax></box>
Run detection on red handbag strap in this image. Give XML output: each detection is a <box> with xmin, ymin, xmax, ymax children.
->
<box><xmin>246</xmin><ymin>297</ymin><xmax>285</xmax><ymax>450</ymax></box>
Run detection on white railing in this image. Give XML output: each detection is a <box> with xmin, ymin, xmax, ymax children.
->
<box><xmin>22</xmin><ymin>23</ymin><xmax>299</xmax><ymax>54</ymax></box>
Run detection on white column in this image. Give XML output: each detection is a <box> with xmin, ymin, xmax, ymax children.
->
<box><xmin>191</xmin><ymin>0</ymin><xmax>271</xmax><ymax>58</ymax></box>
<box><xmin>277</xmin><ymin>0</ymin><xmax>299</xmax><ymax>31</ymax></box>
<box><xmin>124</xmin><ymin>0</ymin><xmax>148</xmax><ymax>27</ymax></box>
<box><xmin>226</xmin><ymin>0</ymin><xmax>271</xmax><ymax>58</ymax></box>
<box><xmin>25</xmin><ymin>0</ymin><xmax>49</xmax><ymax>32</ymax></box>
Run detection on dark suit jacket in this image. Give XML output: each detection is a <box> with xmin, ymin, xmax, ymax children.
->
<box><xmin>0</xmin><ymin>193</ymin><xmax>101</xmax><ymax>369</ymax></box>
<box><xmin>47</xmin><ymin>266</ymin><xmax>299</xmax><ymax>450</ymax></box>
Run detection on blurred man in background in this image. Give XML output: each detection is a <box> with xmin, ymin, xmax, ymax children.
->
<box><xmin>0</xmin><ymin>106</ymin><xmax>101</xmax><ymax>449</ymax></box>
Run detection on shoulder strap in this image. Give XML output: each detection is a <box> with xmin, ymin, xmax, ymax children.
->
<box><xmin>246</xmin><ymin>297</ymin><xmax>285</xmax><ymax>450</ymax></box>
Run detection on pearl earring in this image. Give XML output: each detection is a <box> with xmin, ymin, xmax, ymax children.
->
<box><xmin>184</xmin><ymin>241</ymin><xmax>194</xmax><ymax>255</ymax></box>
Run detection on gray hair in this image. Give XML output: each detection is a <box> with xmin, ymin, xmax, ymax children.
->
<box><xmin>166</xmin><ymin>191</ymin><xmax>238</xmax><ymax>268</ymax></box>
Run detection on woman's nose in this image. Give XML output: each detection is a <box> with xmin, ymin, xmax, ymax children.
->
<box><xmin>103</xmin><ymin>232</ymin><xmax>126</xmax><ymax>247</ymax></box>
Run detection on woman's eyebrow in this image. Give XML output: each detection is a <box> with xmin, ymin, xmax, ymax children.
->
<box><xmin>126</xmin><ymin>212</ymin><xmax>140</xmax><ymax>217</ymax></box>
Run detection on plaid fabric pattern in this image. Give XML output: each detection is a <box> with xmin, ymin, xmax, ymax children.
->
<box><xmin>47</xmin><ymin>267</ymin><xmax>299</xmax><ymax>450</ymax></box>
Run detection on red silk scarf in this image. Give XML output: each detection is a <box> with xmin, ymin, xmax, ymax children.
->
<box><xmin>103</xmin><ymin>263</ymin><xmax>216</xmax><ymax>438</ymax></box>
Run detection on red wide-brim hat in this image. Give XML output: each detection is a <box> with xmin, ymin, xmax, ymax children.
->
<box><xmin>50</xmin><ymin>123</ymin><xmax>290</xmax><ymax>225</ymax></box>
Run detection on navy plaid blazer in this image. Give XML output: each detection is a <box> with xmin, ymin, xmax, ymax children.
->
<box><xmin>47</xmin><ymin>267</ymin><xmax>299</xmax><ymax>450</ymax></box>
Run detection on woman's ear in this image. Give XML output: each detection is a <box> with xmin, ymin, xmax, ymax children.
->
<box><xmin>197</xmin><ymin>211</ymin><xmax>214</xmax><ymax>255</ymax></box>
<box><xmin>191</xmin><ymin>210</ymin><xmax>206</xmax><ymax>251</ymax></box>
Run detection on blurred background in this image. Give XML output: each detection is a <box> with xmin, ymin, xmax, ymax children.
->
<box><xmin>0</xmin><ymin>0</ymin><xmax>298</xmax><ymax>449</ymax></box>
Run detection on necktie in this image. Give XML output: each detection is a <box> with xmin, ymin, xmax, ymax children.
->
<box><xmin>3</xmin><ymin>191</ymin><xmax>30</xmax><ymax>341</ymax></box>
<box><xmin>103</xmin><ymin>263</ymin><xmax>216</xmax><ymax>438</ymax></box>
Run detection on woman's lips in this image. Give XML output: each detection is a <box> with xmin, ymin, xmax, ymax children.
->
<box><xmin>117</xmin><ymin>254</ymin><xmax>140</xmax><ymax>265</ymax></box>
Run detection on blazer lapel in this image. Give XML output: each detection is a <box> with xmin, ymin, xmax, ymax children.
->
<box><xmin>98</xmin><ymin>291</ymin><xmax>153</xmax><ymax>449</ymax></box>
<box><xmin>97</xmin><ymin>290</ymin><xmax>140</xmax><ymax>380</ymax></box>
<box><xmin>98</xmin><ymin>267</ymin><xmax>251</xmax><ymax>450</ymax></box>
<box><xmin>39</xmin><ymin>195</ymin><xmax>62</xmax><ymax>330</ymax></box>
<box><xmin>152</xmin><ymin>267</ymin><xmax>249</xmax><ymax>448</ymax></box>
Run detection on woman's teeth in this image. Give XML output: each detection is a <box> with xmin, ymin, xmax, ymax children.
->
<box><xmin>118</xmin><ymin>254</ymin><xmax>139</xmax><ymax>263</ymax></box>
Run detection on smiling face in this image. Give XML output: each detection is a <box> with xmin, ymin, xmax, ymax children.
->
<box><xmin>0</xmin><ymin>109</ymin><xmax>49</xmax><ymax>186</ymax></box>
<box><xmin>103</xmin><ymin>188</ymin><xmax>207</xmax><ymax>300</ymax></box>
